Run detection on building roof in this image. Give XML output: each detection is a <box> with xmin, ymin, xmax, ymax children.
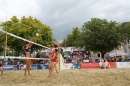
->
<box><xmin>122</xmin><ymin>22</ymin><xmax>130</xmax><ymax>26</ymax></box>
<box><xmin>53</xmin><ymin>42</ymin><xmax>62</xmax><ymax>47</ymax></box>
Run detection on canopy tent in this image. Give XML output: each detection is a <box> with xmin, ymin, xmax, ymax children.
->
<box><xmin>74</xmin><ymin>47</ymin><xmax>85</xmax><ymax>51</ymax></box>
<box><xmin>62</xmin><ymin>47</ymin><xmax>73</xmax><ymax>52</ymax></box>
<box><xmin>109</xmin><ymin>50</ymin><xmax>128</xmax><ymax>57</ymax></box>
<box><xmin>41</xmin><ymin>49</ymin><xmax>52</xmax><ymax>53</ymax></box>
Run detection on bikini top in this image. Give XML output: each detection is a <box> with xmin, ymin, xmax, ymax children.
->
<box><xmin>51</xmin><ymin>53</ymin><xmax>57</xmax><ymax>62</ymax></box>
<box><xmin>26</xmin><ymin>48</ymin><xmax>31</xmax><ymax>52</ymax></box>
<box><xmin>0</xmin><ymin>64</ymin><xmax>2</xmax><ymax>66</ymax></box>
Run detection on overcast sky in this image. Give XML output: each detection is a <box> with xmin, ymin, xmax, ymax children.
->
<box><xmin>0</xmin><ymin>0</ymin><xmax>130</xmax><ymax>42</ymax></box>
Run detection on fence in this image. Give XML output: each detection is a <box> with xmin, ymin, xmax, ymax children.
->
<box><xmin>2</xmin><ymin>62</ymin><xmax>130</xmax><ymax>70</ymax></box>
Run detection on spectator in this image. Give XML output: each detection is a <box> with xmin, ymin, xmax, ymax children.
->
<box><xmin>99</xmin><ymin>59</ymin><xmax>104</xmax><ymax>69</ymax></box>
<box><xmin>104</xmin><ymin>60</ymin><xmax>110</xmax><ymax>68</ymax></box>
<box><xmin>118</xmin><ymin>56</ymin><xmax>122</xmax><ymax>62</ymax></box>
<box><xmin>20</xmin><ymin>62</ymin><xmax>24</xmax><ymax>70</ymax></box>
<box><xmin>111</xmin><ymin>57</ymin><xmax>116</xmax><ymax>62</ymax></box>
<box><xmin>83</xmin><ymin>58</ymin><xmax>89</xmax><ymax>63</ymax></box>
<box><xmin>124</xmin><ymin>56</ymin><xmax>129</xmax><ymax>62</ymax></box>
<box><xmin>95</xmin><ymin>58</ymin><xmax>99</xmax><ymax>63</ymax></box>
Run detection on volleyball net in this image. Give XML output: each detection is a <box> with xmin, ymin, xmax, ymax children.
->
<box><xmin>0</xmin><ymin>56</ymin><xmax>50</xmax><ymax>60</ymax></box>
<box><xmin>0</xmin><ymin>29</ymin><xmax>68</xmax><ymax>70</ymax></box>
<box><xmin>0</xmin><ymin>29</ymin><xmax>50</xmax><ymax>49</ymax></box>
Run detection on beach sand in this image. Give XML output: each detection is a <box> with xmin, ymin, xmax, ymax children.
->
<box><xmin>0</xmin><ymin>68</ymin><xmax>130</xmax><ymax>86</ymax></box>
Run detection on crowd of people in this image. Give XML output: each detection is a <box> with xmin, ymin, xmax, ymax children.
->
<box><xmin>62</xmin><ymin>51</ymin><xmax>91</xmax><ymax>64</ymax></box>
<box><xmin>62</xmin><ymin>51</ymin><xmax>130</xmax><ymax>63</ymax></box>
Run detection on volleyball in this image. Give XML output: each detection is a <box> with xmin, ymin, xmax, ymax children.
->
<box><xmin>35</xmin><ymin>33</ymin><xmax>39</xmax><ymax>37</ymax></box>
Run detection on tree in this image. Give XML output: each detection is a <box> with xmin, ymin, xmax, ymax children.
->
<box><xmin>0</xmin><ymin>31</ymin><xmax>5</xmax><ymax>55</ymax></box>
<box><xmin>71</xmin><ymin>27</ymin><xmax>82</xmax><ymax>47</ymax></box>
<box><xmin>0</xmin><ymin>43</ymin><xmax>4</xmax><ymax>55</ymax></box>
<box><xmin>121</xmin><ymin>22</ymin><xmax>130</xmax><ymax>42</ymax></box>
<box><xmin>81</xmin><ymin>18</ymin><xmax>121</xmax><ymax>57</ymax></box>
<box><xmin>121</xmin><ymin>22</ymin><xmax>130</xmax><ymax>53</ymax></box>
<box><xmin>0</xmin><ymin>16</ymin><xmax>56</xmax><ymax>56</ymax></box>
<box><xmin>61</xmin><ymin>39</ymin><xmax>67</xmax><ymax>48</ymax></box>
<box><xmin>62</xmin><ymin>27</ymin><xmax>82</xmax><ymax>47</ymax></box>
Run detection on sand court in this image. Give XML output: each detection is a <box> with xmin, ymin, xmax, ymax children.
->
<box><xmin>0</xmin><ymin>68</ymin><xmax>130</xmax><ymax>86</ymax></box>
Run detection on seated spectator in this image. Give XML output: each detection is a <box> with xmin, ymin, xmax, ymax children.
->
<box><xmin>72</xmin><ymin>55</ymin><xmax>77</xmax><ymax>64</ymax></box>
<box><xmin>20</xmin><ymin>62</ymin><xmax>24</xmax><ymax>70</ymax></box>
<box><xmin>66</xmin><ymin>56</ymin><xmax>72</xmax><ymax>63</ymax></box>
<box><xmin>115</xmin><ymin>57</ymin><xmax>119</xmax><ymax>62</ymax></box>
<box><xmin>89</xmin><ymin>57</ymin><xmax>92</xmax><ymax>62</ymax></box>
<box><xmin>124</xmin><ymin>56</ymin><xmax>129</xmax><ymax>62</ymax></box>
<box><xmin>83</xmin><ymin>58</ymin><xmax>89</xmax><ymax>63</ymax></box>
<box><xmin>99</xmin><ymin>59</ymin><xmax>104</xmax><ymax>69</ymax></box>
<box><xmin>104</xmin><ymin>60</ymin><xmax>110</xmax><ymax>68</ymax></box>
<box><xmin>119</xmin><ymin>56</ymin><xmax>122</xmax><ymax>62</ymax></box>
<box><xmin>76</xmin><ymin>57</ymin><xmax>81</xmax><ymax>63</ymax></box>
<box><xmin>99</xmin><ymin>61</ymin><xmax>104</xmax><ymax>69</ymax></box>
<box><xmin>95</xmin><ymin>58</ymin><xmax>99</xmax><ymax>63</ymax></box>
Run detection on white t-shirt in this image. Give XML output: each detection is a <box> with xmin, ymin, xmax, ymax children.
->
<box><xmin>104</xmin><ymin>61</ymin><xmax>110</xmax><ymax>67</ymax></box>
<box><xmin>99</xmin><ymin>62</ymin><xmax>103</xmax><ymax>66</ymax></box>
<box><xmin>83</xmin><ymin>60</ymin><xmax>89</xmax><ymax>62</ymax></box>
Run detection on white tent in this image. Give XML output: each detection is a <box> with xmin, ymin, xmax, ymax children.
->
<box><xmin>41</xmin><ymin>49</ymin><xmax>52</xmax><ymax>53</ymax></box>
<box><xmin>62</xmin><ymin>47</ymin><xmax>73</xmax><ymax>52</ymax></box>
<box><xmin>109</xmin><ymin>50</ymin><xmax>128</xmax><ymax>57</ymax></box>
<box><xmin>74</xmin><ymin>47</ymin><xmax>85</xmax><ymax>51</ymax></box>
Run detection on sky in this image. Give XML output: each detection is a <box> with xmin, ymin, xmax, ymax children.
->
<box><xmin>0</xmin><ymin>0</ymin><xmax>130</xmax><ymax>42</ymax></box>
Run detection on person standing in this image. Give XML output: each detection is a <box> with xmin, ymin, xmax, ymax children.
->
<box><xmin>0</xmin><ymin>61</ymin><xmax>3</xmax><ymax>75</ymax></box>
<box><xmin>47</xmin><ymin>48</ymin><xmax>58</xmax><ymax>80</ymax></box>
<box><xmin>22</xmin><ymin>36</ymin><xmax>37</xmax><ymax>77</ymax></box>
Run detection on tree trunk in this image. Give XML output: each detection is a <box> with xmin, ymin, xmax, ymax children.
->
<box><xmin>101</xmin><ymin>51</ymin><xmax>106</xmax><ymax>58</ymax></box>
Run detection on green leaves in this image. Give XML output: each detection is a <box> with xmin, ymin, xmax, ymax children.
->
<box><xmin>0</xmin><ymin>16</ymin><xmax>55</xmax><ymax>56</ymax></box>
<box><xmin>122</xmin><ymin>22</ymin><xmax>130</xmax><ymax>41</ymax></box>
<box><xmin>81</xmin><ymin>18</ymin><xmax>121</xmax><ymax>53</ymax></box>
<box><xmin>62</xmin><ymin>27</ymin><xmax>82</xmax><ymax>47</ymax></box>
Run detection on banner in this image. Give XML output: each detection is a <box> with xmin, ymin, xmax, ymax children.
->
<box><xmin>63</xmin><ymin>63</ymin><xmax>73</xmax><ymax>69</ymax></box>
<box><xmin>80</xmin><ymin>62</ymin><xmax>116</xmax><ymax>69</ymax></box>
<box><xmin>116</xmin><ymin>62</ymin><xmax>130</xmax><ymax>68</ymax></box>
<box><xmin>109</xmin><ymin>62</ymin><xmax>116</xmax><ymax>68</ymax></box>
<box><xmin>80</xmin><ymin>62</ymin><xmax>100</xmax><ymax>68</ymax></box>
<box><xmin>3</xmin><ymin>65</ymin><xmax>13</xmax><ymax>70</ymax></box>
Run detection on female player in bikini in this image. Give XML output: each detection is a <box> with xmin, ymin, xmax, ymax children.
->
<box><xmin>22</xmin><ymin>34</ymin><xmax>38</xmax><ymax>77</ymax></box>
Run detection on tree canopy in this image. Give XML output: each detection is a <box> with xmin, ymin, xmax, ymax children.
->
<box><xmin>62</xmin><ymin>27</ymin><xmax>82</xmax><ymax>47</ymax></box>
<box><xmin>81</xmin><ymin>18</ymin><xmax>122</xmax><ymax>56</ymax></box>
<box><xmin>0</xmin><ymin>16</ymin><xmax>56</xmax><ymax>56</ymax></box>
<box><xmin>121</xmin><ymin>22</ymin><xmax>130</xmax><ymax>42</ymax></box>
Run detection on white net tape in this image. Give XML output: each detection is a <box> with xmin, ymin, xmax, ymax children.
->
<box><xmin>0</xmin><ymin>56</ymin><xmax>50</xmax><ymax>60</ymax></box>
<box><xmin>0</xmin><ymin>29</ymin><xmax>50</xmax><ymax>49</ymax></box>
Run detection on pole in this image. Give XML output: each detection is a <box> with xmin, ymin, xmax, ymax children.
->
<box><xmin>4</xmin><ymin>12</ymin><xmax>7</xmax><ymax>58</ymax></box>
<box><xmin>126</xmin><ymin>38</ymin><xmax>130</xmax><ymax>57</ymax></box>
<box><xmin>58</xmin><ymin>51</ymin><xmax>61</xmax><ymax>70</ymax></box>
